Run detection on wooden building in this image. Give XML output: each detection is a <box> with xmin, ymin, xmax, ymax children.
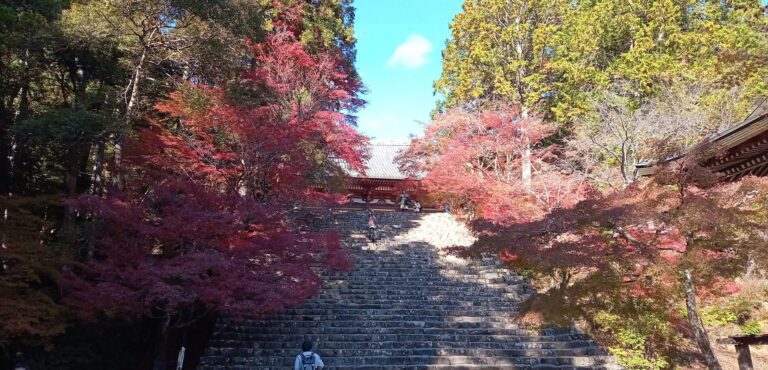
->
<box><xmin>343</xmin><ymin>142</ymin><xmax>422</xmax><ymax>206</ymax></box>
<box><xmin>635</xmin><ymin>100</ymin><xmax>768</xmax><ymax>180</ymax></box>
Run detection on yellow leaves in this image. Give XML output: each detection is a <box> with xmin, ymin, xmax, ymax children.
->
<box><xmin>438</xmin><ymin>0</ymin><xmax>568</xmax><ymax>108</ymax></box>
<box><xmin>438</xmin><ymin>0</ymin><xmax>768</xmax><ymax>127</ymax></box>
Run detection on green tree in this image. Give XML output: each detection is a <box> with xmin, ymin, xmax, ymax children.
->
<box><xmin>550</xmin><ymin>0</ymin><xmax>768</xmax><ymax>121</ymax></box>
<box><xmin>436</xmin><ymin>0</ymin><xmax>566</xmax><ymax>114</ymax></box>
<box><xmin>438</xmin><ymin>0</ymin><xmax>768</xmax><ymax>124</ymax></box>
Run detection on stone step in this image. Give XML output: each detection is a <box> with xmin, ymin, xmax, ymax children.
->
<box><xmin>217</xmin><ymin>326</ymin><xmax>550</xmax><ymax>336</ymax></box>
<box><xmin>251</xmin><ymin>314</ymin><xmax>520</xmax><ymax>323</ymax></box>
<box><xmin>313</xmin><ymin>291</ymin><xmax>531</xmax><ymax>299</ymax></box>
<box><xmin>246</xmin><ymin>314</ymin><xmax>517</xmax><ymax>329</ymax></box>
<box><xmin>319</xmin><ymin>285</ymin><xmax>529</xmax><ymax>298</ymax></box>
<box><xmin>335</xmin><ymin>271</ymin><xmax>511</xmax><ymax>280</ymax></box>
<box><xmin>320</xmin><ymin>279</ymin><xmax>520</xmax><ymax>287</ymax></box>
<box><xmin>316</xmin><ymin>285</ymin><xmax>527</xmax><ymax>293</ymax></box>
<box><xmin>295</xmin><ymin>298</ymin><xmax>512</xmax><ymax>304</ymax></box>
<box><xmin>316</xmin><ymin>284</ymin><xmax>525</xmax><ymax>291</ymax></box>
<box><xmin>328</xmin><ymin>271</ymin><xmax>507</xmax><ymax>278</ymax></box>
<box><xmin>276</xmin><ymin>305</ymin><xmax>521</xmax><ymax>313</ymax></box>
<box><xmin>206</xmin><ymin>346</ymin><xmax>608</xmax><ymax>358</ymax></box>
<box><xmin>210</xmin><ymin>339</ymin><xmax>602</xmax><ymax>351</ymax></box>
<box><xmin>336</xmin><ymin>366</ymin><xmax>623</xmax><ymax>370</ymax></box>
<box><xmin>320</xmin><ymin>282</ymin><xmax>524</xmax><ymax>290</ymax></box>
<box><xmin>306</xmin><ymin>296</ymin><xmax>528</xmax><ymax>304</ymax></box>
<box><xmin>211</xmin><ymin>333</ymin><xmax>598</xmax><ymax>344</ymax></box>
<box><xmin>200</xmin><ymin>365</ymin><xmax>620</xmax><ymax>370</ymax></box>
<box><xmin>236</xmin><ymin>317</ymin><xmax>524</xmax><ymax>329</ymax></box>
<box><xmin>209</xmin><ymin>354</ymin><xmax>617</xmax><ymax>367</ymax></box>
<box><xmin>345</xmin><ymin>256</ymin><xmax>498</xmax><ymax>264</ymax></box>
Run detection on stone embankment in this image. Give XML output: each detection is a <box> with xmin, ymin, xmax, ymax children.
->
<box><xmin>199</xmin><ymin>211</ymin><xmax>622</xmax><ymax>370</ymax></box>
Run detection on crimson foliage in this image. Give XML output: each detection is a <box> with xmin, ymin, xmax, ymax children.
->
<box><xmin>402</xmin><ymin>105</ymin><xmax>589</xmax><ymax>221</ymax></box>
<box><xmin>152</xmin><ymin>26</ymin><xmax>368</xmax><ymax>201</ymax></box>
<box><xmin>66</xmin><ymin>183</ymin><xmax>349</xmax><ymax>320</ymax></box>
<box><xmin>460</xmin><ymin>158</ymin><xmax>768</xmax><ymax>367</ymax></box>
<box><xmin>64</xmin><ymin>6</ymin><xmax>360</xmax><ymax>329</ymax></box>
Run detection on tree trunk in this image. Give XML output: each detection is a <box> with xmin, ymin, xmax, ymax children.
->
<box><xmin>65</xmin><ymin>145</ymin><xmax>82</xmax><ymax>198</ymax></box>
<box><xmin>64</xmin><ymin>144</ymin><xmax>85</xmax><ymax>227</ymax></box>
<box><xmin>16</xmin><ymin>48</ymin><xmax>32</xmax><ymax>121</ymax></box>
<box><xmin>520</xmin><ymin>106</ymin><xmax>532</xmax><ymax>189</ymax></box>
<box><xmin>0</xmin><ymin>104</ymin><xmax>12</xmax><ymax>194</ymax></box>
<box><xmin>522</xmin><ymin>144</ymin><xmax>532</xmax><ymax>189</ymax></box>
<box><xmin>1</xmin><ymin>194</ymin><xmax>8</xmax><ymax>271</ymax></box>
<box><xmin>1</xmin><ymin>104</ymin><xmax>13</xmax><ymax>257</ymax></box>
<box><xmin>90</xmin><ymin>140</ymin><xmax>106</xmax><ymax>195</ymax></box>
<box><xmin>684</xmin><ymin>269</ymin><xmax>722</xmax><ymax>370</ymax></box>
<box><xmin>115</xmin><ymin>48</ymin><xmax>147</xmax><ymax>190</ymax></box>
<box><xmin>152</xmin><ymin>315</ymin><xmax>172</xmax><ymax>370</ymax></box>
<box><xmin>1</xmin><ymin>103</ymin><xmax>15</xmax><ymax>264</ymax></box>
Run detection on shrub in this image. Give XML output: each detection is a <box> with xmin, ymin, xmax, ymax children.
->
<box><xmin>739</xmin><ymin>320</ymin><xmax>762</xmax><ymax>335</ymax></box>
<box><xmin>701</xmin><ymin>305</ymin><xmax>738</xmax><ymax>327</ymax></box>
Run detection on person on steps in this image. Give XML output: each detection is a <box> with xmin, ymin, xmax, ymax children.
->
<box><xmin>13</xmin><ymin>352</ymin><xmax>31</xmax><ymax>370</ymax></box>
<box><xmin>366</xmin><ymin>209</ymin><xmax>377</xmax><ymax>242</ymax></box>
<box><xmin>295</xmin><ymin>340</ymin><xmax>324</xmax><ymax>370</ymax></box>
<box><xmin>413</xmin><ymin>200</ymin><xmax>421</xmax><ymax>213</ymax></box>
<box><xmin>399</xmin><ymin>191</ymin><xmax>409</xmax><ymax>212</ymax></box>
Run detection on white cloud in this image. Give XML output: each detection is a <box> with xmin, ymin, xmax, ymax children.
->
<box><xmin>386</xmin><ymin>34</ymin><xmax>432</xmax><ymax>69</ymax></box>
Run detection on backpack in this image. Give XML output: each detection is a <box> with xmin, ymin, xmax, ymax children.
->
<box><xmin>300</xmin><ymin>352</ymin><xmax>317</xmax><ymax>370</ymax></box>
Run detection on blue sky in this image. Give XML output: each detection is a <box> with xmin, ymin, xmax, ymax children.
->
<box><xmin>353</xmin><ymin>0</ymin><xmax>464</xmax><ymax>142</ymax></box>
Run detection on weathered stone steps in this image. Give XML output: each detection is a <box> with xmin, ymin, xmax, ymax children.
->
<box><xmin>204</xmin><ymin>354</ymin><xmax>615</xmax><ymax>367</ymax></box>
<box><xmin>204</xmin><ymin>356</ymin><xmax>616</xmax><ymax>368</ymax></box>
<box><xmin>286</xmin><ymin>300</ymin><xmax>522</xmax><ymax>308</ymax></box>
<box><xmin>223</xmin><ymin>327</ymin><xmax>546</xmax><ymax>336</ymax></box>
<box><xmin>210</xmin><ymin>334</ymin><xmax>601</xmax><ymax>346</ymax></box>
<box><xmin>205</xmin><ymin>343</ymin><xmax>608</xmax><ymax>354</ymax></box>
<box><xmin>210</xmin><ymin>340</ymin><xmax>604</xmax><ymax>352</ymax></box>
<box><xmin>341</xmin><ymin>366</ymin><xmax>618</xmax><ymax>370</ymax></box>
<box><xmin>239</xmin><ymin>318</ymin><xmax>524</xmax><ymax>328</ymax></box>
<box><xmin>198</xmin><ymin>211</ymin><xmax>622</xmax><ymax>370</ymax></box>
<box><xmin>203</xmin><ymin>364</ymin><xmax>617</xmax><ymax>370</ymax></box>
<box><xmin>259</xmin><ymin>308</ymin><xmax>520</xmax><ymax>314</ymax></box>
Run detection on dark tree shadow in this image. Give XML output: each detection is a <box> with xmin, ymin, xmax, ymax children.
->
<box><xmin>198</xmin><ymin>210</ymin><xmax>619</xmax><ymax>370</ymax></box>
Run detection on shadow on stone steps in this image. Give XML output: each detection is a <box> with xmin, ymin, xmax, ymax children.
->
<box><xmin>197</xmin><ymin>211</ymin><xmax>623</xmax><ymax>370</ymax></box>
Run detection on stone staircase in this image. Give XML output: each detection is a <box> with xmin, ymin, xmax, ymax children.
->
<box><xmin>198</xmin><ymin>211</ymin><xmax>622</xmax><ymax>370</ymax></box>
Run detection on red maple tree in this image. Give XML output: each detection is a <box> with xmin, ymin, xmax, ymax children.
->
<box><xmin>462</xmin><ymin>155</ymin><xmax>768</xmax><ymax>368</ymax></box>
<box><xmin>402</xmin><ymin>105</ymin><xmax>589</xmax><ymax>221</ymax></box>
<box><xmin>152</xmin><ymin>22</ymin><xmax>368</xmax><ymax>202</ymax></box>
<box><xmin>64</xmin><ymin>6</ymin><xmax>363</xmax><ymax>369</ymax></box>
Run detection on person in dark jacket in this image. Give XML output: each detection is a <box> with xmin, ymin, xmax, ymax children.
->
<box><xmin>399</xmin><ymin>191</ymin><xmax>409</xmax><ymax>211</ymax></box>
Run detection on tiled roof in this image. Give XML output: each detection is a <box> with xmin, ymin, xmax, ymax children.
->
<box><xmin>743</xmin><ymin>97</ymin><xmax>768</xmax><ymax>123</ymax></box>
<box><xmin>635</xmin><ymin>98</ymin><xmax>768</xmax><ymax>176</ymax></box>
<box><xmin>343</xmin><ymin>142</ymin><xmax>411</xmax><ymax>180</ymax></box>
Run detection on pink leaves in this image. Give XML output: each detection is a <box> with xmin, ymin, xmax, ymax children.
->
<box><xmin>403</xmin><ymin>105</ymin><xmax>587</xmax><ymax>221</ymax></box>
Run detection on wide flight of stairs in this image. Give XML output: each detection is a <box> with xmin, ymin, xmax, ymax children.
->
<box><xmin>198</xmin><ymin>211</ymin><xmax>621</xmax><ymax>370</ymax></box>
